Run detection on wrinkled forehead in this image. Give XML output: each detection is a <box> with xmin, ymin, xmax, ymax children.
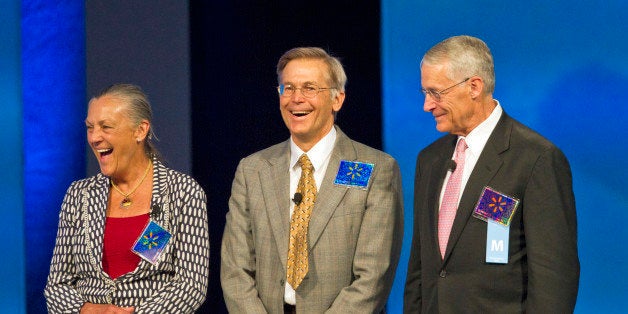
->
<box><xmin>279</xmin><ymin>58</ymin><xmax>331</xmax><ymax>85</ymax></box>
<box><xmin>86</xmin><ymin>95</ymin><xmax>131</xmax><ymax>121</ymax></box>
<box><xmin>420</xmin><ymin>62</ymin><xmax>453</xmax><ymax>85</ymax></box>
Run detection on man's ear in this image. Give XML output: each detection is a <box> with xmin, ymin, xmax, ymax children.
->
<box><xmin>332</xmin><ymin>91</ymin><xmax>346</xmax><ymax>112</ymax></box>
<box><xmin>469</xmin><ymin>76</ymin><xmax>484</xmax><ymax>99</ymax></box>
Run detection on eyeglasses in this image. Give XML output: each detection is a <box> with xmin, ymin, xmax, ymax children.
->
<box><xmin>277</xmin><ymin>84</ymin><xmax>336</xmax><ymax>98</ymax></box>
<box><xmin>421</xmin><ymin>77</ymin><xmax>470</xmax><ymax>102</ymax></box>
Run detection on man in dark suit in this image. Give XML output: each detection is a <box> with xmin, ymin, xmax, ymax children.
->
<box><xmin>221</xmin><ymin>47</ymin><xmax>403</xmax><ymax>313</ymax></box>
<box><xmin>404</xmin><ymin>35</ymin><xmax>579</xmax><ymax>313</ymax></box>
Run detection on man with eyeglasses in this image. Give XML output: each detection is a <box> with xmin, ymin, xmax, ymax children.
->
<box><xmin>404</xmin><ymin>35</ymin><xmax>579</xmax><ymax>313</ymax></box>
<box><xmin>221</xmin><ymin>47</ymin><xmax>403</xmax><ymax>313</ymax></box>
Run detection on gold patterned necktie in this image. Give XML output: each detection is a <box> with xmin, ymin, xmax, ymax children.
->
<box><xmin>286</xmin><ymin>154</ymin><xmax>317</xmax><ymax>289</ymax></box>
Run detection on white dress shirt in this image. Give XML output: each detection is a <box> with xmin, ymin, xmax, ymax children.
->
<box><xmin>439</xmin><ymin>102</ymin><xmax>503</xmax><ymax>208</ymax></box>
<box><xmin>284</xmin><ymin>126</ymin><xmax>337</xmax><ymax>305</ymax></box>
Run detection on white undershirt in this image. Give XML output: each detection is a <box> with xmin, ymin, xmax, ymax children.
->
<box><xmin>439</xmin><ymin>102</ymin><xmax>503</xmax><ymax>208</ymax></box>
<box><xmin>284</xmin><ymin>126</ymin><xmax>337</xmax><ymax>305</ymax></box>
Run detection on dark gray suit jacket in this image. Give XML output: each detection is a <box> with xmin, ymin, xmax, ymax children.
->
<box><xmin>222</xmin><ymin>126</ymin><xmax>403</xmax><ymax>313</ymax></box>
<box><xmin>404</xmin><ymin>113</ymin><xmax>579</xmax><ymax>313</ymax></box>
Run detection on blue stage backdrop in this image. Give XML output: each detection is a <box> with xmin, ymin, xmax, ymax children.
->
<box><xmin>0</xmin><ymin>0</ymin><xmax>25</xmax><ymax>312</ymax></box>
<box><xmin>22</xmin><ymin>1</ymin><xmax>86</xmax><ymax>312</ymax></box>
<box><xmin>11</xmin><ymin>1</ymin><xmax>627</xmax><ymax>313</ymax></box>
<box><xmin>382</xmin><ymin>1</ymin><xmax>628</xmax><ymax>313</ymax></box>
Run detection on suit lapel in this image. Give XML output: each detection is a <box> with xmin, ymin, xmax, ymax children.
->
<box><xmin>136</xmin><ymin>159</ymin><xmax>168</xmax><ymax>273</ymax></box>
<box><xmin>84</xmin><ymin>175</ymin><xmax>109</xmax><ymax>273</ymax></box>
<box><xmin>443</xmin><ymin>115</ymin><xmax>512</xmax><ymax>261</ymax></box>
<box><xmin>150</xmin><ymin>160</ymin><xmax>168</xmax><ymax>228</ymax></box>
<box><xmin>260</xmin><ymin>141</ymin><xmax>292</xmax><ymax>270</ymax></box>
<box><xmin>308</xmin><ymin>128</ymin><xmax>353</xmax><ymax>250</ymax></box>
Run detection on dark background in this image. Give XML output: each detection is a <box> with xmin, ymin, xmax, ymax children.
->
<box><xmin>190</xmin><ymin>1</ymin><xmax>381</xmax><ymax>312</ymax></box>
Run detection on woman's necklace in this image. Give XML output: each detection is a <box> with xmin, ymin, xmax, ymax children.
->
<box><xmin>111</xmin><ymin>161</ymin><xmax>152</xmax><ymax>208</ymax></box>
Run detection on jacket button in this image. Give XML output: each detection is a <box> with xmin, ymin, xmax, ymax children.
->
<box><xmin>280</xmin><ymin>279</ymin><xmax>285</xmax><ymax>286</ymax></box>
<box><xmin>439</xmin><ymin>270</ymin><xmax>447</xmax><ymax>278</ymax></box>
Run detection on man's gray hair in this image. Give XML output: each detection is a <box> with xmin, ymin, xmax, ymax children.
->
<box><xmin>422</xmin><ymin>35</ymin><xmax>495</xmax><ymax>94</ymax></box>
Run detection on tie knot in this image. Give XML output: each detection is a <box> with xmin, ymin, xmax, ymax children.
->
<box><xmin>456</xmin><ymin>138</ymin><xmax>468</xmax><ymax>153</ymax></box>
<box><xmin>298</xmin><ymin>154</ymin><xmax>314</xmax><ymax>171</ymax></box>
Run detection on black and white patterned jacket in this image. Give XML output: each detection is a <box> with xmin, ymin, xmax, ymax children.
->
<box><xmin>44</xmin><ymin>159</ymin><xmax>210</xmax><ymax>313</ymax></box>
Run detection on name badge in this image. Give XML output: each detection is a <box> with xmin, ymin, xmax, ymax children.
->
<box><xmin>473</xmin><ymin>187</ymin><xmax>518</xmax><ymax>264</ymax></box>
<box><xmin>473</xmin><ymin>186</ymin><xmax>520</xmax><ymax>226</ymax></box>
<box><xmin>132</xmin><ymin>220</ymin><xmax>172</xmax><ymax>264</ymax></box>
<box><xmin>486</xmin><ymin>220</ymin><xmax>509</xmax><ymax>264</ymax></box>
<box><xmin>334</xmin><ymin>160</ymin><xmax>374</xmax><ymax>190</ymax></box>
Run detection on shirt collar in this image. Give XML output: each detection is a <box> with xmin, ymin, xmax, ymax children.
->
<box><xmin>290</xmin><ymin>126</ymin><xmax>337</xmax><ymax>171</ymax></box>
<box><xmin>461</xmin><ymin>101</ymin><xmax>503</xmax><ymax>156</ymax></box>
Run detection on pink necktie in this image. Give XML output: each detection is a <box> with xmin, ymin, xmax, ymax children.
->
<box><xmin>438</xmin><ymin>138</ymin><xmax>467</xmax><ymax>258</ymax></box>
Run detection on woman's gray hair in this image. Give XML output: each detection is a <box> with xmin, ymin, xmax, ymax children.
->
<box><xmin>422</xmin><ymin>35</ymin><xmax>495</xmax><ymax>94</ymax></box>
<box><xmin>90</xmin><ymin>83</ymin><xmax>161</xmax><ymax>160</ymax></box>
<box><xmin>276</xmin><ymin>47</ymin><xmax>347</xmax><ymax>99</ymax></box>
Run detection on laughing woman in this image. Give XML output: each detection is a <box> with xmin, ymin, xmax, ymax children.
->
<box><xmin>44</xmin><ymin>84</ymin><xmax>209</xmax><ymax>313</ymax></box>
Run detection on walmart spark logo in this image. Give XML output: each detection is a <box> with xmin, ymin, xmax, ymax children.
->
<box><xmin>488</xmin><ymin>196</ymin><xmax>507</xmax><ymax>213</ymax></box>
<box><xmin>142</xmin><ymin>231</ymin><xmax>159</xmax><ymax>249</ymax></box>
<box><xmin>346</xmin><ymin>163</ymin><xmax>364</xmax><ymax>180</ymax></box>
<box><xmin>334</xmin><ymin>160</ymin><xmax>374</xmax><ymax>189</ymax></box>
<box><xmin>473</xmin><ymin>187</ymin><xmax>520</xmax><ymax>226</ymax></box>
